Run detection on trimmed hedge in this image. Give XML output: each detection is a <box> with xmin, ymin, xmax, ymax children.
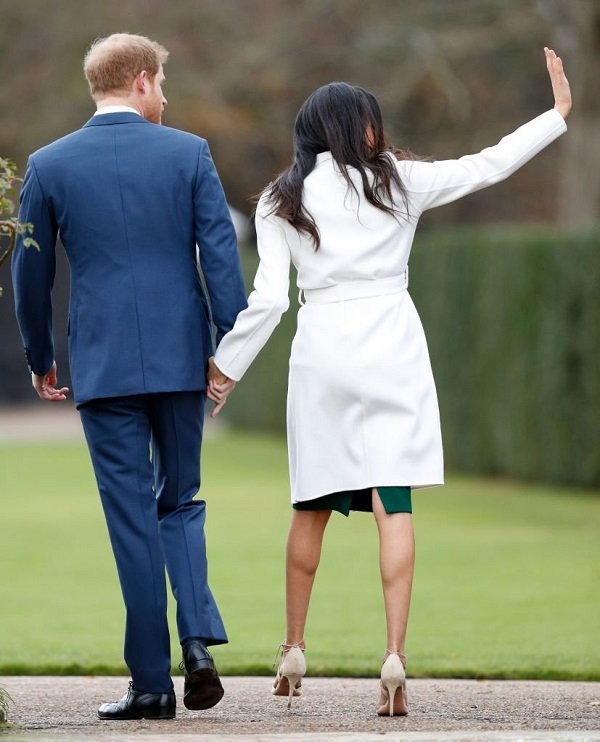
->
<box><xmin>225</xmin><ymin>228</ymin><xmax>600</xmax><ymax>487</ymax></box>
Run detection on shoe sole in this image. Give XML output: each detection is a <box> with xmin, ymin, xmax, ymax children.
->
<box><xmin>183</xmin><ymin>668</ymin><xmax>225</xmax><ymax>710</ymax></box>
<box><xmin>98</xmin><ymin>710</ymin><xmax>176</xmax><ymax>720</ymax></box>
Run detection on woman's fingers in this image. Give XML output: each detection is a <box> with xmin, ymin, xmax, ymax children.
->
<box><xmin>208</xmin><ymin>379</ymin><xmax>235</xmax><ymax>416</ymax></box>
<box><xmin>211</xmin><ymin>381</ymin><xmax>229</xmax><ymax>393</ymax></box>
<box><xmin>544</xmin><ymin>46</ymin><xmax>571</xmax><ymax>119</ymax></box>
<box><xmin>207</xmin><ymin>387</ymin><xmax>226</xmax><ymax>404</ymax></box>
<box><xmin>211</xmin><ymin>399</ymin><xmax>226</xmax><ymax>418</ymax></box>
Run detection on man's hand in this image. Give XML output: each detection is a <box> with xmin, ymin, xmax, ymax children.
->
<box><xmin>32</xmin><ymin>361</ymin><xmax>69</xmax><ymax>402</ymax></box>
<box><xmin>207</xmin><ymin>357</ymin><xmax>236</xmax><ymax>417</ymax></box>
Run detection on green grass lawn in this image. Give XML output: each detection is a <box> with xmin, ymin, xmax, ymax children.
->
<box><xmin>0</xmin><ymin>431</ymin><xmax>598</xmax><ymax>680</ymax></box>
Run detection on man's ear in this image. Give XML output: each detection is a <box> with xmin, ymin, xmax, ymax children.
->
<box><xmin>134</xmin><ymin>70</ymin><xmax>149</xmax><ymax>94</ymax></box>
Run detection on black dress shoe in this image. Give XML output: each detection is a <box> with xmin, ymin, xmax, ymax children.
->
<box><xmin>98</xmin><ymin>682</ymin><xmax>176</xmax><ymax>720</ymax></box>
<box><xmin>180</xmin><ymin>639</ymin><xmax>224</xmax><ymax>710</ymax></box>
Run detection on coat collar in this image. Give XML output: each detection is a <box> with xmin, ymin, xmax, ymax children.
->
<box><xmin>315</xmin><ymin>151</ymin><xmax>333</xmax><ymax>164</ymax></box>
<box><xmin>83</xmin><ymin>112</ymin><xmax>154</xmax><ymax>128</ymax></box>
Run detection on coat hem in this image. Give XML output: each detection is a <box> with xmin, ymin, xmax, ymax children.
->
<box><xmin>291</xmin><ymin>478</ymin><xmax>444</xmax><ymax>504</ymax></box>
<box><xmin>75</xmin><ymin>383</ymin><xmax>207</xmax><ymax>409</ymax></box>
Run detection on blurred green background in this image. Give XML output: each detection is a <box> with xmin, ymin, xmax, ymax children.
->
<box><xmin>0</xmin><ymin>0</ymin><xmax>599</xmax><ymax>679</ymax></box>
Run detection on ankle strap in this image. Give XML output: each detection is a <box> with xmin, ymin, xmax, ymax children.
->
<box><xmin>273</xmin><ymin>641</ymin><xmax>305</xmax><ymax>669</ymax></box>
<box><xmin>383</xmin><ymin>649</ymin><xmax>406</xmax><ymax>664</ymax></box>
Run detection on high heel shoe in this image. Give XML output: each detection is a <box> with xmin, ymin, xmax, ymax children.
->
<box><xmin>272</xmin><ymin>642</ymin><xmax>306</xmax><ymax>709</ymax></box>
<box><xmin>377</xmin><ymin>650</ymin><xmax>407</xmax><ymax>716</ymax></box>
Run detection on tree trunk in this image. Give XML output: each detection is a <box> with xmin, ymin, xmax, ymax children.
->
<box><xmin>547</xmin><ymin>0</ymin><xmax>600</xmax><ymax>227</ymax></box>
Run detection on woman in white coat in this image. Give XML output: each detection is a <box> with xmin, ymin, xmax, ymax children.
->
<box><xmin>209</xmin><ymin>48</ymin><xmax>571</xmax><ymax>715</ymax></box>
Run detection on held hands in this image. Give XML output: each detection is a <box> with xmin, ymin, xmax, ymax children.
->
<box><xmin>32</xmin><ymin>361</ymin><xmax>69</xmax><ymax>402</ymax></box>
<box><xmin>545</xmin><ymin>47</ymin><xmax>571</xmax><ymax>120</ymax></box>
<box><xmin>207</xmin><ymin>357</ymin><xmax>236</xmax><ymax>418</ymax></box>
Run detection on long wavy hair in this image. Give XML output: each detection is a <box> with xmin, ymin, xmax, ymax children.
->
<box><xmin>263</xmin><ymin>82</ymin><xmax>411</xmax><ymax>250</ymax></box>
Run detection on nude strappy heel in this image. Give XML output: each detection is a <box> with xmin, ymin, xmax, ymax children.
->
<box><xmin>272</xmin><ymin>642</ymin><xmax>306</xmax><ymax>709</ymax></box>
<box><xmin>377</xmin><ymin>649</ymin><xmax>408</xmax><ymax>716</ymax></box>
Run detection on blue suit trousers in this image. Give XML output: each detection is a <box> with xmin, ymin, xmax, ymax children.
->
<box><xmin>79</xmin><ymin>391</ymin><xmax>227</xmax><ymax>693</ymax></box>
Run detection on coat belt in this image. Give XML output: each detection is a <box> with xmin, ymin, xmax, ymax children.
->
<box><xmin>300</xmin><ymin>268</ymin><xmax>409</xmax><ymax>305</ymax></box>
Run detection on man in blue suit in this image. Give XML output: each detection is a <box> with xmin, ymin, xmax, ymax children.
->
<box><xmin>12</xmin><ymin>33</ymin><xmax>247</xmax><ymax>720</ymax></box>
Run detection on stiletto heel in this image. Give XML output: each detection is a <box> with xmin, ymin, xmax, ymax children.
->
<box><xmin>377</xmin><ymin>650</ymin><xmax>407</xmax><ymax>716</ymax></box>
<box><xmin>285</xmin><ymin>673</ymin><xmax>302</xmax><ymax>708</ymax></box>
<box><xmin>272</xmin><ymin>643</ymin><xmax>306</xmax><ymax>709</ymax></box>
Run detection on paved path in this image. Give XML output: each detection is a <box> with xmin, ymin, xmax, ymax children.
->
<box><xmin>0</xmin><ymin>404</ymin><xmax>84</xmax><ymax>445</ymax></box>
<box><xmin>1</xmin><ymin>676</ymin><xmax>600</xmax><ymax>740</ymax></box>
<box><xmin>0</xmin><ymin>404</ymin><xmax>226</xmax><ymax>444</ymax></box>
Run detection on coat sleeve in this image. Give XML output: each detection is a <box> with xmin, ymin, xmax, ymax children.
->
<box><xmin>11</xmin><ymin>157</ymin><xmax>58</xmax><ymax>376</ymax></box>
<box><xmin>193</xmin><ymin>139</ymin><xmax>248</xmax><ymax>347</ymax></box>
<box><xmin>213</xmin><ymin>197</ymin><xmax>291</xmax><ymax>381</ymax></box>
<box><xmin>401</xmin><ymin>109</ymin><xmax>567</xmax><ymax>213</ymax></box>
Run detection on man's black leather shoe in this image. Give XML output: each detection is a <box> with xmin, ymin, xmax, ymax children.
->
<box><xmin>181</xmin><ymin>639</ymin><xmax>224</xmax><ymax>710</ymax></box>
<box><xmin>98</xmin><ymin>682</ymin><xmax>176</xmax><ymax>720</ymax></box>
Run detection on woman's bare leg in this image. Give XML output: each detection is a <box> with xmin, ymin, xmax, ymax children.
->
<box><xmin>285</xmin><ymin>509</ymin><xmax>331</xmax><ymax>646</ymax></box>
<box><xmin>372</xmin><ymin>489</ymin><xmax>415</xmax><ymax>653</ymax></box>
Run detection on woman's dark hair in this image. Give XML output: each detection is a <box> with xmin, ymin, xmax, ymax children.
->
<box><xmin>263</xmin><ymin>82</ymin><xmax>411</xmax><ymax>249</ymax></box>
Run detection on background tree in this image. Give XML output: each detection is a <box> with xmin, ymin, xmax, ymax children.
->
<box><xmin>0</xmin><ymin>158</ymin><xmax>37</xmax><ymax>297</ymax></box>
<box><xmin>0</xmin><ymin>0</ymin><xmax>596</xmax><ymax>224</ymax></box>
<box><xmin>542</xmin><ymin>0</ymin><xmax>600</xmax><ymax>226</ymax></box>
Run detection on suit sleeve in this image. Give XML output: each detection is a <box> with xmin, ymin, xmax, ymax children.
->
<box><xmin>193</xmin><ymin>140</ymin><xmax>247</xmax><ymax>347</ymax></box>
<box><xmin>213</xmin><ymin>197</ymin><xmax>291</xmax><ymax>381</ymax></box>
<box><xmin>401</xmin><ymin>109</ymin><xmax>567</xmax><ymax>213</ymax></box>
<box><xmin>11</xmin><ymin>158</ymin><xmax>58</xmax><ymax>375</ymax></box>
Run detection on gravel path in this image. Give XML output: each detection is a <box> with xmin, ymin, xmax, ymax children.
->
<box><xmin>1</xmin><ymin>676</ymin><xmax>600</xmax><ymax>741</ymax></box>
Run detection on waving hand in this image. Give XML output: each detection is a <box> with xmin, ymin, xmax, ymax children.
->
<box><xmin>545</xmin><ymin>47</ymin><xmax>571</xmax><ymax>120</ymax></box>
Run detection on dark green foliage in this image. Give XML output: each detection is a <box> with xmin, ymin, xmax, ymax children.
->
<box><xmin>412</xmin><ymin>227</ymin><xmax>600</xmax><ymax>487</ymax></box>
<box><xmin>226</xmin><ymin>228</ymin><xmax>600</xmax><ymax>487</ymax></box>
<box><xmin>0</xmin><ymin>685</ymin><xmax>11</xmax><ymax>723</ymax></box>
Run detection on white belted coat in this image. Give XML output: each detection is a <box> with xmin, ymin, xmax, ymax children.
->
<box><xmin>214</xmin><ymin>109</ymin><xmax>567</xmax><ymax>503</ymax></box>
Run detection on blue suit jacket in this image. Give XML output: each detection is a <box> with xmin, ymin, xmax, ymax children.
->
<box><xmin>12</xmin><ymin>112</ymin><xmax>247</xmax><ymax>406</ymax></box>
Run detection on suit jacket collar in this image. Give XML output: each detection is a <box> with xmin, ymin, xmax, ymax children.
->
<box><xmin>83</xmin><ymin>112</ymin><xmax>154</xmax><ymax>128</ymax></box>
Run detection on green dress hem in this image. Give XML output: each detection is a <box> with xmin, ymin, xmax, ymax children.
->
<box><xmin>293</xmin><ymin>486</ymin><xmax>412</xmax><ymax>517</ymax></box>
